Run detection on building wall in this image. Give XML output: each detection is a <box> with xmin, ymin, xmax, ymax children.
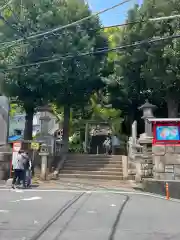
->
<box><xmin>9</xmin><ymin>112</ymin><xmax>58</xmax><ymax>137</ymax></box>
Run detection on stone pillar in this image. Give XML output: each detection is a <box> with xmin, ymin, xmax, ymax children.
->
<box><xmin>0</xmin><ymin>96</ymin><xmax>10</xmax><ymax>145</ymax></box>
<box><xmin>132</xmin><ymin>121</ymin><xmax>137</xmax><ymax>144</ymax></box>
<box><xmin>84</xmin><ymin>123</ymin><xmax>89</xmax><ymax>153</ymax></box>
<box><xmin>135</xmin><ymin>161</ymin><xmax>142</xmax><ymax>182</ymax></box>
<box><xmin>39</xmin><ymin>143</ymin><xmax>49</xmax><ymax>180</ymax></box>
<box><xmin>41</xmin><ymin>155</ymin><xmax>48</xmax><ymax>180</ymax></box>
<box><xmin>122</xmin><ymin>155</ymin><xmax>128</xmax><ymax>179</ymax></box>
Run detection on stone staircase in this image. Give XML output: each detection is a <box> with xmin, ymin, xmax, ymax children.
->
<box><xmin>59</xmin><ymin>154</ymin><xmax>124</xmax><ymax>180</ymax></box>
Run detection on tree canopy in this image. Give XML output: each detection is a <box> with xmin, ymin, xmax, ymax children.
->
<box><xmin>0</xmin><ymin>0</ymin><xmax>109</xmax><ymax>142</ymax></box>
<box><xmin>105</xmin><ymin>0</ymin><xmax>180</xmax><ymax>136</ymax></box>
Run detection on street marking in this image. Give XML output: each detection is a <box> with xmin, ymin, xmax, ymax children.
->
<box><xmin>87</xmin><ymin>210</ymin><xmax>96</xmax><ymax>214</ymax></box>
<box><xmin>11</xmin><ymin>196</ymin><xmax>42</xmax><ymax>202</ymax></box>
<box><xmin>34</xmin><ymin>220</ymin><xmax>39</xmax><ymax>225</ymax></box>
<box><xmin>110</xmin><ymin>204</ymin><xmax>116</xmax><ymax>207</ymax></box>
<box><xmin>22</xmin><ymin>196</ymin><xmax>42</xmax><ymax>201</ymax></box>
<box><xmin>0</xmin><ymin>210</ymin><xmax>9</xmax><ymax>213</ymax></box>
<box><xmin>14</xmin><ymin>189</ymin><xmax>24</xmax><ymax>193</ymax></box>
<box><xmin>86</xmin><ymin>191</ymin><xmax>92</xmax><ymax>194</ymax></box>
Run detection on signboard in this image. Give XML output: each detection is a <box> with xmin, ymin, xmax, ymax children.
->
<box><xmin>31</xmin><ymin>142</ymin><xmax>40</xmax><ymax>150</ymax></box>
<box><xmin>147</xmin><ymin>118</ymin><xmax>180</xmax><ymax>145</ymax></box>
<box><xmin>13</xmin><ymin>142</ymin><xmax>22</xmax><ymax>152</ymax></box>
<box><xmin>165</xmin><ymin>165</ymin><xmax>174</xmax><ymax>173</ymax></box>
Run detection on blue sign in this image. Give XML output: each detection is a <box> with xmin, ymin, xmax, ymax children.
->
<box><xmin>156</xmin><ymin>126</ymin><xmax>180</xmax><ymax>141</ymax></box>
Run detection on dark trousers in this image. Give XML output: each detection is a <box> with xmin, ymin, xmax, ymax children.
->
<box><xmin>12</xmin><ymin>169</ymin><xmax>24</xmax><ymax>185</ymax></box>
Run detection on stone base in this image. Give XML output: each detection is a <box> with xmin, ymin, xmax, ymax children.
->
<box><xmin>0</xmin><ymin>152</ymin><xmax>12</xmax><ymax>180</ymax></box>
<box><xmin>153</xmin><ymin>150</ymin><xmax>180</xmax><ymax>180</ymax></box>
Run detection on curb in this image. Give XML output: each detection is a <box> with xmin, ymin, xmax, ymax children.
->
<box><xmin>0</xmin><ymin>180</ymin><xmax>6</xmax><ymax>185</ymax></box>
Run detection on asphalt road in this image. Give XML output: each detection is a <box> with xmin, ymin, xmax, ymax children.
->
<box><xmin>0</xmin><ymin>188</ymin><xmax>180</xmax><ymax>240</ymax></box>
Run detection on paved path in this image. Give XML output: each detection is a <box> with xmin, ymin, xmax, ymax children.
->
<box><xmin>0</xmin><ymin>187</ymin><xmax>180</xmax><ymax>240</ymax></box>
<box><xmin>31</xmin><ymin>178</ymin><xmax>137</xmax><ymax>191</ymax></box>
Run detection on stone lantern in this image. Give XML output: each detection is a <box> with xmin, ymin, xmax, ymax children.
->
<box><xmin>139</xmin><ymin>99</ymin><xmax>157</xmax><ymax>137</ymax></box>
<box><xmin>37</xmin><ymin>105</ymin><xmax>51</xmax><ymax>136</ymax></box>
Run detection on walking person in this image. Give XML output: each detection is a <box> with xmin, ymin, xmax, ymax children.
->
<box><xmin>22</xmin><ymin>152</ymin><xmax>32</xmax><ymax>188</ymax></box>
<box><xmin>103</xmin><ymin>136</ymin><xmax>111</xmax><ymax>155</ymax></box>
<box><xmin>12</xmin><ymin>150</ymin><xmax>26</xmax><ymax>189</ymax></box>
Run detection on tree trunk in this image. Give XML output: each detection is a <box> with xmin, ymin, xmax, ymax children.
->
<box><xmin>166</xmin><ymin>97</ymin><xmax>179</xmax><ymax>118</ymax></box>
<box><xmin>62</xmin><ymin>104</ymin><xmax>70</xmax><ymax>154</ymax></box>
<box><xmin>24</xmin><ymin>108</ymin><xmax>34</xmax><ymax>140</ymax></box>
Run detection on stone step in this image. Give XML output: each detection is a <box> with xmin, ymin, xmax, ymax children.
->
<box><xmin>66</xmin><ymin>158</ymin><xmax>113</xmax><ymax>162</ymax></box>
<box><xmin>67</xmin><ymin>156</ymin><xmax>122</xmax><ymax>161</ymax></box>
<box><xmin>61</xmin><ymin>169</ymin><xmax>123</xmax><ymax>175</ymax></box>
<box><xmin>59</xmin><ymin>173</ymin><xmax>123</xmax><ymax>180</ymax></box>
<box><xmin>67</xmin><ymin>154</ymin><xmax>113</xmax><ymax>159</ymax></box>
<box><xmin>64</xmin><ymin>163</ymin><xmax>122</xmax><ymax>169</ymax></box>
<box><xmin>65</xmin><ymin>159</ymin><xmax>122</xmax><ymax>163</ymax></box>
<box><xmin>63</xmin><ymin>166</ymin><xmax>123</xmax><ymax>171</ymax></box>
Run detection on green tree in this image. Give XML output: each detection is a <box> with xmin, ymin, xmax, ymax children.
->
<box><xmin>1</xmin><ymin>0</ymin><xmax>59</xmax><ymax>139</ymax></box>
<box><xmin>106</xmin><ymin>1</ymin><xmax>180</xmax><ymax>136</ymax></box>
<box><xmin>1</xmin><ymin>0</ymin><xmax>108</xmax><ymax>142</ymax></box>
<box><xmin>139</xmin><ymin>0</ymin><xmax>180</xmax><ymax>117</ymax></box>
<box><xmin>116</xmin><ymin>0</ymin><xmax>180</xmax><ymax>119</ymax></box>
<box><xmin>90</xmin><ymin>93</ymin><xmax>122</xmax><ymax>135</ymax></box>
<box><xmin>102</xmin><ymin>15</ymin><xmax>148</xmax><ymax>135</ymax></box>
<box><xmin>9</xmin><ymin>103</ymin><xmax>23</xmax><ymax>117</ymax></box>
<box><xmin>46</xmin><ymin>0</ymin><xmax>108</xmax><ymax>152</ymax></box>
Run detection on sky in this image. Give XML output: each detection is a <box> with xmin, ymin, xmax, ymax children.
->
<box><xmin>87</xmin><ymin>0</ymin><xmax>141</xmax><ymax>26</ymax></box>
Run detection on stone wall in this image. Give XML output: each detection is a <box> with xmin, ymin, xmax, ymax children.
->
<box><xmin>127</xmin><ymin>136</ymin><xmax>154</xmax><ymax>181</ymax></box>
<box><xmin>141</xmin><ymin>179</ymin><xmax>180</xmax><ymax>199</ymax></box>
<box><xmin>0</xmin><ymin>152</ymin><xmax>12</xmax><ymax>180</ymax></box>
<box><xmin>152</xmin><ymin>145</ymin><xmax>180</xmax><ymax>180</ymax></box>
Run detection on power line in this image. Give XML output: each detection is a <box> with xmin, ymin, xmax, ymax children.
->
<box><xmin>0</xmin><ymin>0</ymin><xmax>132</xmax><ymax>48</ymax></box>
<box><xmin>0</xmin><ymin>2</ymin><xmax>57</xmax><ymax>56</ymax></box>
<box><xmin>102</xmin><ymin>14</ymin><xmax>180</xmax><ymax>29</ymax></box>
<box><xmin>150</xmin><ymin>14</ymin><xmax>180</xmax><ymax>22</ymax></box>
<box><xmin>3</xmin><ymin>32</ymin><xmax>180</xmax><ymax>71</ymax></box>
<box><xmin>0</xmin><ymin>0</ymin><xmax>180</xmax><ymax>66</ymax></box>
<box><xmin>102</xmin><ymin>21</ymin><xmax>142</xmax><ymax>29</ymax></box>
<box><xmin>0</xmin><ymin>0</ymin><xmax>13</xmax><ymax>11</ymax></box>
<box><xmin>1</xmin><ymin>11</ymin><xmax>180</xmax><ymax>52</ymax></box>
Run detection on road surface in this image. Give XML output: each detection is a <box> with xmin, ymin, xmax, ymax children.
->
<box><xmin>0</xmin><ymin>187</ymin><xmax>180</xmax><ymax>240</ymax></box>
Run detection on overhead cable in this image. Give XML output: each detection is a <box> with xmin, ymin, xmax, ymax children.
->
<box><xmin>103</xmin><ymin>14</ymin><xmax>180</xmax><ymax>29</ymax></box>
<box><xmin>2</xmin><ymin>32</ymin><xmax>180</xmax><ymax>71</ymax></box>
<box><xmin>0</xmin><ymin>0</ymin><xmax>132</xmax><ymax>48</ymax></box>
<box><xmin>0</xmin><ymin>0</ymin><xmax>13</xmax><ymax>11</ymax></box>
<box><xmin>1</xmin><ymin>11</ymin><xmax>180</xmax><ymax>51</ymax></box>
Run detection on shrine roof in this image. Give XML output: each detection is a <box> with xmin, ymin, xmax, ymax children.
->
<box><xmin>139</xmin><ymin>99</ymin><xmax>157</xmax><ymax>110</ymax></box>
<box><xmin>147</xmin><ymin>118</ymin><xmax>180</xmax><ymax>122</ymax></box>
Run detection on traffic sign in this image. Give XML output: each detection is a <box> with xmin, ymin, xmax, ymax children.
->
<box><xmin>31</xmin><ymin>142</ymin><xmax>40</xmax><ymax>150</ymax></box>
<box><xmin>13</xmin><ymin>142</ymin><xmax>22</xmax><ymax>152</ymax></box>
